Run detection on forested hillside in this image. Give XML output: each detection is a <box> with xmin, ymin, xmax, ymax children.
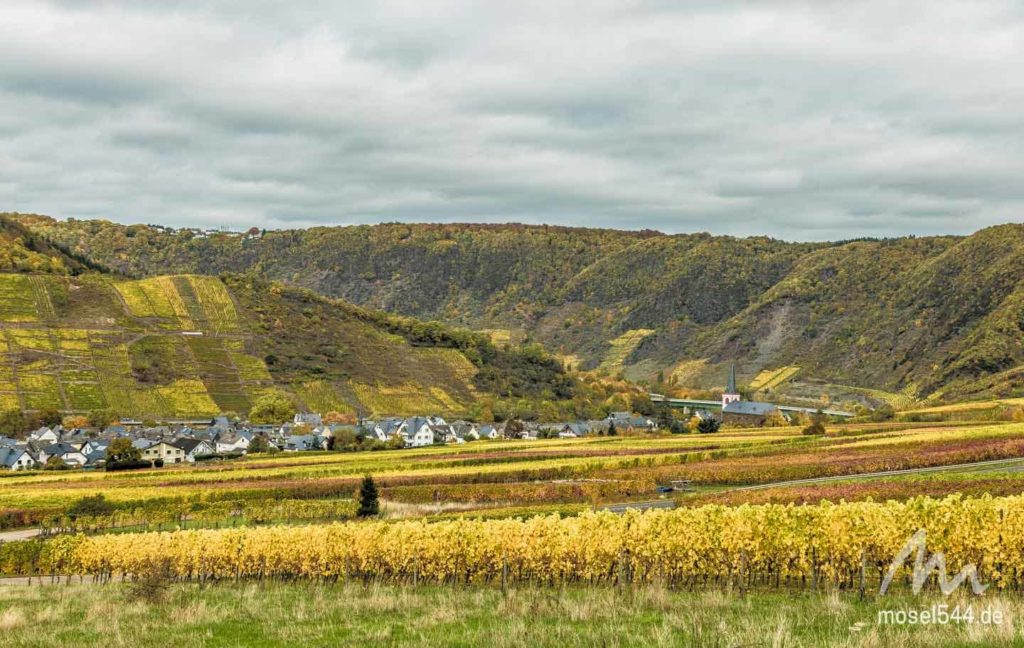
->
<box><xmin>13</xmin><ymin>213</ymin><xmax>1024</xmax><ymax>406</ymax></box>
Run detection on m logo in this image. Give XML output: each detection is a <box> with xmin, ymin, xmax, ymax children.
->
<box><xmin>880</xmin><ymin>529</ymin><xmax>988</xmax><ymax>596</ymax></box>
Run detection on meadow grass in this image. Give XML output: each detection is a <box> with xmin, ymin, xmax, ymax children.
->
<box><xmin>0</xmin><ymin>582</ymin><xmax>1020</xmax><ymax>647</ymax></box>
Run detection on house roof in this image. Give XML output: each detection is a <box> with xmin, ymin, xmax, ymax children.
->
<box><xmin>723</xmin><ymin>401</ymin><xmax>777</xmax><ymax>416</ymax></box>
<box><xmin>0</xmin><ymin>447</ymin><xmax>29</xmax><ymax>467</ymax></box>
<box><xmin>43</xmin><ymin>442</ymin><xmax>80</xmax><ymax>456</ymax></box>
<box><xmin>83</xmin><ymin>449</ymin><xmax>107</xmax><ymax>464</ymax></box>
<box><xmin>563</xmin><ymin>422</ymin><xmax>590</xmax><ymax>435</ymax></box>
<box><xmin>285</xmin><ymin>434</ymin><xmax>318</xmax><ymax>450</ymax></box>
<box><xmin>171</xmin><ymin>437</ymin><xmax>209</xmax><ymax>453</ymax></box>
<box><xmin>294</xmin><ymin>412</ymin><xmax>323</xmax><ymax>426</ymax></box>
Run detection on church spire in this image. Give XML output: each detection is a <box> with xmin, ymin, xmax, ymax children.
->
<box><xmin>726</xmin><ymin>363</ymin><xmax>737</xmax><ymax>394</ymax></box>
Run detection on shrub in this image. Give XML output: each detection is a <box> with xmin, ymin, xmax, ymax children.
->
<box><xmin>43</xmin><ymin>457</ymin><xmax>70</xmax><ymax>471</ymax></box>
<box><xmin>802</xmin><ymin>421</ymin><xmax>827</xmax><ymax>436</ymax></box>
<box><xmin>696</xmin><ymin>417</ymin><xmax>721</xmax><ymax>434</ymax></box>
<box><xmin>867</xmin><ymin>405</ymin><xmax>895</xmax><ymax>422</ymax></box>
<box><xmin>67</xmin><ymin>494</ymin><xmax>115</xmax><ymax>517</ymax></box>
<box><xmin>249</xmin><ymin>435</ymin><xmax>275</xmax><ymax>453</ymax></box>
<box><xmin>763</xmin><ymin>410</ymin><xmax>789</xmax><ymax>428</ymax></box>
<box><xmin>87</xmin><ymin>409</ymin><xmax>116</xmax><ymax>429</ymax></box>
<box><xmin>249</xmin><ymin>391</ymin><xmax>296</xmax><ymax>424</ymax></box>
<box><xmin>106</xmin><ymin>438</ymin><xmax>141</xmax><ymax>463</ymax></box>
<box><xmin>106</xmin><ymin>460</ymin><xmax>152</xmax><ymax>472</ymax></box>
<box><xmin>127</xmin><ymin>560</ymin><xmax>172</xmax><ymax>603</ymax></box>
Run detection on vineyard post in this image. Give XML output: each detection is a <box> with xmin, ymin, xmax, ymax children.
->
<box><xmin>859</xmin><ymin>550</ymin><xmax>866</xmax><ymax>600</ymax></box>
<box><xmin>810</xmin><ymin>548</ymin><xmax>817</xmax><ymax>592</ymax></box>
<box><xmin>501</xmin><ymin>555</ymin><xmax>508</xmax><ymax>596</ymax></box>
<box><xmin>617</xmin><ymin>549</ymin><xmax>625</xmax><ymax>589</ymax></box>
<box><xmin>739</xmin><ymin>551</ymin><xmax>747</xmax><ymax>597</ymax></box>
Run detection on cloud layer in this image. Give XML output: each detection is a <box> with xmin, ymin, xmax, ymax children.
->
<box><xmin>2</xmin><ymin>0</ymin><xmax>1023</xmax><ymax>239</ymax></box>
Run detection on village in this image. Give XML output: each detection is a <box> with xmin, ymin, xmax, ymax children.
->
<box><xmin>0</xmin><ymin>410</ymin><xmax>661</xmax><ymax>472</ymax></box>
<box><xmin>0</xmin><ymin>365</ymin><xmax>846</xmax><ymax>472</ymax></box>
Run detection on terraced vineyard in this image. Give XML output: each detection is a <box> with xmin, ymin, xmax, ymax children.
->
<box><xmin>478</xmin><ymin>328</ymin><xmax>524</xmax><ymax>347</ymax></box>
<box><xmin>598</xmin><ymin>329</ymin><xmax>654</xmax><ymax>373</ymax></box>
<box><xmin>749</xmin><ymin>365</ymin><xmax>799</xmax><ymax>391</ymax></box>
<box><xmin>0</xmin><ymin>274</ymin><xmax>251</xmax><ymax>417</ymax></box>
<box><xmin>819</xmin><ymin>383</ymin><xmax>920</xmax><ymax>410</ymax></box>
<box><xmin>0</xmin><ymin>271</ymin><xmax>524</xmax><ymax>418</ymax></box>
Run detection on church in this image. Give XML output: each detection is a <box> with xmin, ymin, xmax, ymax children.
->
<box><xmin>720</xmin><ymin>365</ymin><xmax>783</xmax><ymax>426</ymax></box>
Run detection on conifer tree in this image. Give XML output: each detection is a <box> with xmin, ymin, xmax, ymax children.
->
<box><xmin>357</xmin><ymin>474</ymin><xmax>380</xmax><ymax>517</ymax></box>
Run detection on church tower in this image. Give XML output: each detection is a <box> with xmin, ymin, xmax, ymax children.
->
<box><xmin>721</xmin><ymin>363</ymin><xmax>741</xmax><ymax>409</ymax></box>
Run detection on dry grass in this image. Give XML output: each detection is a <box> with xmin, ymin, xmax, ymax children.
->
<box><xmin>1</xmin><ymin>582</ymin><xmax>1023</xmax><ymax>647</ymax></box>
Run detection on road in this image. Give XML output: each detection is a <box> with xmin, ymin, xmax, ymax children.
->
<box><xmin>602</xmin><ymin>499</ymin><xmax>676</xmax><ymax>513</ymax></box>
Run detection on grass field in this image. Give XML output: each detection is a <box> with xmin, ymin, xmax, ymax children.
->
<box><xmin>0</xmin><ymin>583</ymin><xmax>1019</xmax><ymax>647</ymax></box>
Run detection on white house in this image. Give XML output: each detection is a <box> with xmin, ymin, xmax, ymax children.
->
<box><xmin>401</xmin><ymin>418</ymin><xmax>436</xmax><ymax>447</ymax></box>
<box><xmin>38</xmin><ymin>443</ymin><xmax>87</xmax><ymax>467</ymax></box>
<box><xmin>559</xmin><ymin>422</ymin><xmax>590</xmax><ymax>438</ymax></box>
<box><xmin>284</xmin><ymin>434</ymin><xmax>321</xmax><ymax>451</ymax></box>
<box><xmin>313</xmin><ymin>425</ymin><xmax>333</xmax><ymax>443</ymax></box>
<box><xmin>170</xmin><ymin>438</ymin><xmax>216</xmax><ymax>462</ymax></box>
<box><xmin>81</xmin><ymin>440</ymin><xmax>109</xmax><ymax>456</ymax></box>
<box><xmin>28</xmin><ymin>427</ymin><xmax>59</xmax><ymax>443</ymax></box>
<box><xmin>216</xmin><ymin>434</ymin><xmax>250</xmax><ymax>454</ymax></box>
<box><xmin>478</xmin><ymin>425</ymin><xmax>500</xmax><ymax>440</ymax></box>
<box><xmin>0</xmin><ymin>447</ymin><xmax>37</xmax><ymax>471</ymax></box>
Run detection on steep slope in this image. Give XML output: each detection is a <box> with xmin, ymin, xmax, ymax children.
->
<box><xmin>0</xmin><ymin>268</ymin><xmax>575</xmax><ymax>419</ymax></box>
<box><xmin>15</xmin><ymin>216</ymin><xmax>655</xmax><ymax>323</ymax></box>
<box><xmin>14</xmin><ymin>213</ymin><xmax>1024</xmax><ymax>405</ymax></box>
<box><xmin>656</xmin><ymin>226</ymin><xmax>1024</xmax><ymax>402</ymax></box>
<box><xmin>0</xmin><ymin>215</ymin><xmax>103</xmax><ymax>275</ymax></box>
<box><xmin>11</xmin><ymin>213</ymin><xmax>821</xmax><ymax>364</ymax></box>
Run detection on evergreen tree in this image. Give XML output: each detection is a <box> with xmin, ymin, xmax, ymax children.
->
<box><xmin>357</xmin><ymin>474</ymin><xmax>380</xmax><ymax>517</ymax></box>
<box><xmin>607</xmin><ymin>421</ymin><xmax>618</xmax><ymax>436</ymax></box>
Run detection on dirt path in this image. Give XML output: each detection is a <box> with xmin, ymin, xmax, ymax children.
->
<box><xmin>0</xmin><ymin>575</ymin><xmax>97</xmax><ymax>586</ymax></box>
<box><xmin>603</xmin><ymin>499</ymin><xmax>675</xmax><ymax>513</ymax></box>
<box><xmin>0</xmin><ymin>528</ymin><xmax>43</xmax><ymax>542</ymax></box>
<box><xmin>716</xmin><ymin>455</ymin><xmax>1024</xmax><ymax>494</ymax></box>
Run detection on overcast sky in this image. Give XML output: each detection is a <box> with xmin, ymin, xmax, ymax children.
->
<box><xmin>2</xmin><ymin>1</ymin><xmax>1023</xmax><ymax>240</ymax></box>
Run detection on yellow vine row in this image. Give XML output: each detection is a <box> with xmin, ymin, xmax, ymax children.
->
<box><xmin>9</xmin><ymin>494</ymin><xmax>1018</xmax><ymax>590</ymax></box>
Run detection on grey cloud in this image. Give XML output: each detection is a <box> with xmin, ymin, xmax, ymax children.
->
<box><xmin>1</xmin><ymin>0</ymin><xmax>1023</xmax><ymax>240</ymax></box>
